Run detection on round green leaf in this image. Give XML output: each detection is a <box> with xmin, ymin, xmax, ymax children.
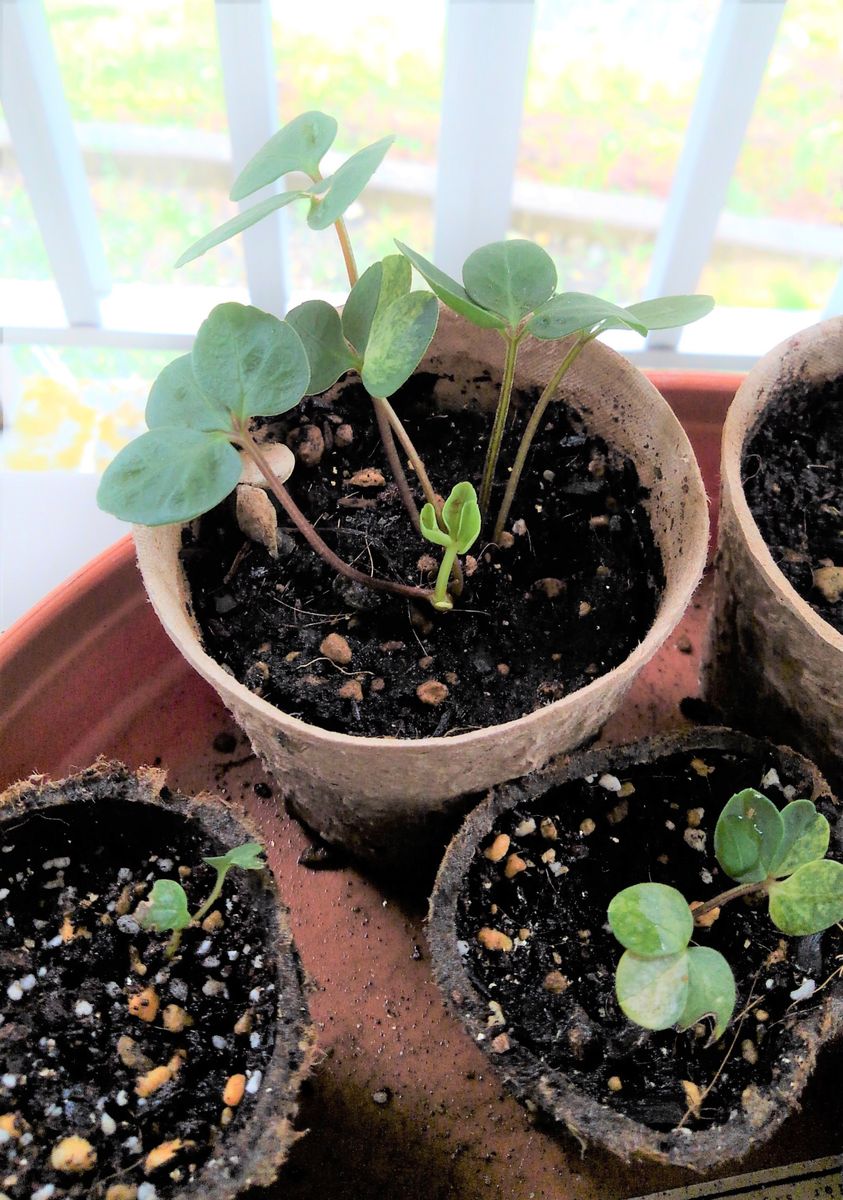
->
<box><xmin>394</xmin><ymin>240</ymin><xmax>506</xmax><ymax>330</ymax></box>
<box><xmin>307</xmin><ymin>136</ymin><xmax>394</xmax><ymax>230</ymax></box>
<box><xmin>361</xmin><ymin>291</ymin><xmax>438</xmax><ymax>398</ymax></box>
<box><xmin>615</xmin><ymin>950</ymin><xmax>690</xmax><ymax>1031</ymax></box>
<box><xmin>145</xmin><ymin>354</ymin><xmax>231</xmax><ymax>433</ymax></box>
<box><xmin>175</xmin><ymin>191</ymin><xmax>307</xmax><ymax>268</ymax></box>
<box><xmin>191</xmin><ymin>303</ymin><xmax>310</xmax><ymax>421</ymax></box>
<box><xmin>677</xmin><ymin>947</ymin><xmax>736</xmax><ymax>1041</ymax></box>
<box><xmin>230</xmin><ymin>111</ymin><xmax>338</xmax><ymax>200</ymax></box>
<box><xmin>769</xmin><ymin>859</ymin><xmax>843</xmax><ymax>935</ymax></box>
<box><xmin>527</xmin><ymin>292</ymin><xmax>647</xmax><ymax>340</ymax></box>
<box><xmin>377</xmin><ymin>254</ymin><xmax>412</xmax><ymax>314</ymax></box>
<box><xmin>286</xmin><ymin>299</ymin><xmax>355</xmax><ymax>394</ymax></box>
<box><xmin>608</xmin><ymin>882</ymin><xmax>694</xmax><ymax>958</ymax></box>
<box><xmin>462</xmin><ymin>240</ymin><xmax>557</xmax><ymax>328</ymax></box>
<box><xmin>204</xmin><ymin>842</ymin><xmax>266</xmax><ymax>872</ymax></box>
<box><xmin>420</xmin><ymin>502</ymin><xmax>450</xmax><ymax>548</ymax></box>
<box><xmin>769</xmin><ymin>800</ymin><xmax>830</xmax><ymax>877</ymax></box>
<box><xmin>714</xmin><ymin>789</ymin><xmax>784</xmax><ymax>884</ymax></box>
<box><xmin>342</xmin><ymin>261</ymin><xmax>383</xmax><ymax>356</ymax></box>
<box><xmin>138</xmin><ymin>879</ymin><xmax>191</xmax><ymax>933</ymax></box>
<box><xmin>97</xmin><ymin>428</ymin><xmax>242</xmax><ymax>525</ymax></box>
<box><xmin>624</xmin><ymin>295</ymin><xmax>714</xmax><ymax>330</ymax></box>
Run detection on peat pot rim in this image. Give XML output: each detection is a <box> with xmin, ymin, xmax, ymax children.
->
<box><xmin>721</xmin><ymin>314</ymin><xmax>843</xmax><ymax>655</ymax></box>
<box><xmin>0</xmin><ymin>758</ymin><xmax>316</xmax><ymax>1200</ymax></box>
<box><xmin>427</xmin><ymin>726</ymin><xmax>843</xmax><ymax>1171</ymax></box>
<box><xmin>134</xmin><ymin>324</ymin><xmax>708</xmax><ymax>756</ymax></box>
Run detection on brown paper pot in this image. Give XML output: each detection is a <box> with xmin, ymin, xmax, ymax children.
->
<box><xmin>134</xmin><ymin>308</ymin><xmax>708</xmax><ymax>863</ymax></box>
<box><xmin>703</xmin><ymin>316</ymin><xmax>843</xmax><ymax>791</ymax></box>
<box><xmin>0</xmin><ymin>759</ymin><xmax>315</xmax><ymax>1199</ymax></box>
<box><xmin>427</xmin><ymin>728</ymin><xmax>843</xmax><ymax>1171</ymax></box>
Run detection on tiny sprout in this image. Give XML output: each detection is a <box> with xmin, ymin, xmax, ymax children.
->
<box><xmin>608</xmin><ymin>789</ymin><xmax>843</xmax><ymax>1042</ymax></box>
<box><xmin>139</xmin><ymin>841</ymin><xmax>266</xmax><ymax>958</ymax></box>
<box><xmin>420</xmin><ymin>482</ymin><xmax>482</xmax><ymax>611</ymax></box>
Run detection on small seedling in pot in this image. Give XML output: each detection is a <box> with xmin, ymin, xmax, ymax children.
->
<box><xmin>98</xmin><ymin>108</ymin><xmax>714</xmax><ymax>620</ymax></box>
<box><xmin>138</xmin><ymin>842</ymin><xmax>266</xmax><ymax>958</ymax></box>
<box><xmin>608</xmin><ymin>789</ymin><xmax>843</xmax><ymax>1040</ymax></box>
<box><xmin>420</xmin><ymin>482</ymin><xmax>482</xmax><ymax>611</ymax></box>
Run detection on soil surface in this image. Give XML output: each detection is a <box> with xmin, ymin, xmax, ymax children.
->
<box><xmin>0</xmin><ymin>796</ymin><xmax>278</xmax><ymax>1199</ymax></box>
<box><xmin>743</xmin><ymin>373</ymin><xmax>843</xmax><ymax>633</ymax></box>
<box><xmin>455</xmin><ymin>745</ymin><xmax>842</xmax><ymax>1132</ymax></box>
<box><xmin>183</xmin><ymin>373</ymin><xmax>664</xmax><ymax>738</ymax></box>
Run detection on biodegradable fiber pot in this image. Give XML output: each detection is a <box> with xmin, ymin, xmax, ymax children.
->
<box><xmin>704</xmin><ymin>316</ymin><xmax>843</xmax><ymax>792</ymax></box>
<box><xmin>427</xmin><ymin>728</ymin><xmax>843</xmax><ymax>1171</ymax></box>
<box><xmin>0</xmin><ymin>759</ymin><xmax>315</xmax><ymax>1200</ymax></box>
<box><xmin>134</xmin><ymin>308</ymin><xmax>708</xmax><ymax>862</ymax></box>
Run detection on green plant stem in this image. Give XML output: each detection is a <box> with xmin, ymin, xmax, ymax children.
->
<box><xmin>333</xmin><ymin>215</ymin><xmax>359</xmax><ymax>286</ymax></box>
<box><xmin>192</xmin><ymin>867</ymin><xmax>229</xmax><ymax>926</ymax></box>
<box><xmin>235</xmin><ymin>427</ymin><xmax>434</xmax><ymax>604</ymax></box>
<box><xmin>479</xmin><ymin>332</ymin><xmax>520</xmax><ymax>519</ymax></box>
<box><xmin>433</xmin><ymin>546</ymin><xmax>457</xmax><ymax>611</ymax></box>
<box><xmin>165</xmin><ymin>931</ymin><xmax>183</xmax><ymax>959</ymax></box>
<box><xmin>693</xmin><ymin>880</ymin><xmax>768</xmax><ymax>922</ymax></box>
<box><xmin>492</xmin><ymin>332</ymin><xmax>591</xmax><ymax>541</ymax></box>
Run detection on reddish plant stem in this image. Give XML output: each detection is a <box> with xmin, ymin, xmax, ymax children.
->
<box><xmin>373</xmin><ymin>398</ymin><xmax>420</xmax><ymax>532</ymax></box>
<box><xmin>234</xmin><ymin>429</ymin><xmax>433</xmax><ymax>604</ymax></box>
<box><xmin>693</xmin><ymin>880</ymin><xmax>768</xmax><ymax>921</ymax></box>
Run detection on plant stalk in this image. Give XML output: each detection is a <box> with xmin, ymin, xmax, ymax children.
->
<box><xmin>333</xmin><ymin>215</ymin><xmax>359</xmax><ymax>287</ymax></box>
<box><xmin>372</xmin><ymin>398</ymin><xmax>421</xmax><ymax>532</ymax></box>
<box><xmin>235</xmin><ymin>428</ymin><xmax>434</xmax><ymax>604</ymax></box>
<box><xmin>192</xmin><ymin>868</ymin><xmax>229</xmax><ymax>927</ymax></box>
<box><xmin>433</xmin><ymin>546</ymin><xmax>457</xmax><ymax>611</ymax></box>
<box><xmin>492</xmin><ymin>333</ymin><xmax>590</xmax><ymax>541</ymax></box>
<box><xmin>479</xmin><ymin>332</ymin><xmax>520</xmax><ymax>518</ymax></box>
<box><xmin>693</xmin><ymin>880</ymin><xmax>768</xmax><ymax>921</ymax></box>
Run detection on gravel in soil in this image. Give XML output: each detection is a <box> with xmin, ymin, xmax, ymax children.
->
<box><xmin>0</xmin><ymin>798</ymin><xmax>278</xmax><ymax>1199</ymax></box>
<box><xmin>455</xmin><ymin>747</ymin><xmax>842</xmax><ymax>1131</ymax></box>
<box><xmin>743</xmin><ymin>373</ymin><xmax>843</xmax><ymax>633</ymax></box>
<box><xmin>183</xmin><ymin>374</ymin><xmax>664</xmax><ymax>739</ymax></box>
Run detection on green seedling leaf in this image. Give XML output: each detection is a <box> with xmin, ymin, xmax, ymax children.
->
<box><xmin>307</xmin><ymin>135</ymin><xmax>394</xmax><ymax>230</ymax></box>
<box><xmin>608</xmin><ymin>883</ymin><xmax>694</xmax><ymax>958</ymax></box>
<box><xmin>175</xmin><ymin>191</ymin><xmax>308</xmax><ymax>268</ymax></box>
<box><xmin>286</xmin><ymin>300</ymin><xmax>355</xmax><ymax>394</ymax></box>
<box><xmin>441</xmin><ymin>481</ymin><xmax>482</xmax><ymax>555</ymax></box>
<box><xmin>204</xmin><ymin>843</ymin><xmax>266</xmax><ymax>872</ymax></box>
<box><xmin>527</xmin><ymin>292</ymin><xmax>647</xmax><ymax>340</ymax></box>
<box><xmin>97</xmin><ymin>428</ymin><xmax>242</xmax><ymax>525</ymax></box>
<box><xmin>420</xmin><ymin>502</ymin><xmax>450</xmax><ymax>548</ymax></box>
<box><xmin>361</xmin><ymin>291</ymin><xmax>438</xmax><ymax>398</ymax></box>
<box><xmin>462</xmin><ymin>240</ymin><xmax>557</xmax><ymax>328</ymax></box>
<box><xmin>376</xmin><ymin>254</ymin><xmax>412</xmax><ymax>316</ymax></box>
<box><xmin>615</xmin><ymin>950</ymin><xmax>690</xmax><ymax>1030</ymax></box>
<box><xmin>625</xmin><ymin>294</ymin><xmax>714</xmax><ymax>330</ymax></box>
<box><xmin>139</xmin><ymin>879</ymin><xmax>191</xmax><ymax>933</ymax></box>
<box><xmin>768</xmin><ymin>800</ymin><xmax>830</xmax><ymax>877</ymax></box>
<box><xmin>394</xmin><ymin>240</ymin><xmax>506</xmax><ymax>330</ymax></box>
<box><xmin>230</xmin><ymin>111</ymin><xmax>338</xmax><ymax>200</ymax></box>
<box><xmin>342</xmin><ymin>261</ymin><xmax>382</xmax><ymax>355</ymax></box>
<box><xmin>714</xmin><ymin>789</ymin><xmax>784</xmax><ymax>883</ymax></box>
<box><xmin>192</xmin><ymin>303</ymin><xmax>310</xmax><ymax>421</ymax></box>
<box><xmin>677</xmin><ymin>946</ymin><xmax>736</xmax><ymax>1042</ymax></box>
<box><xmin>769</xmin><ymin>859</ymin><xmax>843</xmax><ymax>935</ymax></box>
<box><xmin>145</xmin><ymin>354</ymin><xmax>230</xmax><ymax>433</ymax></box>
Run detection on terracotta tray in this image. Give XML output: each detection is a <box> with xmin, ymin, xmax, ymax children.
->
<box><xmin>2</xmin><ymin>373</ymin><xmax>840</xmax><ymax>1199</ymax></box>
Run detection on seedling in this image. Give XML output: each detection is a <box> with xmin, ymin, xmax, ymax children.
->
<box><xmin>138</xmin><ymin>842</ymin><xmax>266</xmax><ymax>958</ymax></box>
<box><xmin>396</xmin><ymin>239</ymin><xmax>713</xmax><ymax>536</ymax></box>
<box><xmin>608</xmin><ymin>789</ymin><xmax>843</xmax><ymax>1040</ymax></box>
<box><xmin>98</xmin><ymin>108</ymin><xmax>715</xmax><ymax>620</ymax></box>
<box><xmin>420</xmin><ymin>482</ymin><xmax>482</xmax><ymax>611</ymax></box>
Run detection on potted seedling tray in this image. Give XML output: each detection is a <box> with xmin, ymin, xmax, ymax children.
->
<box><xmin>2</xmin><ymin>373</ymin><xmax>840</xmax><ymax>1200</ymax></box>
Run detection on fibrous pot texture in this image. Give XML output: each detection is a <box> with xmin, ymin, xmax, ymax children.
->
<box><xmin>0</xmin><ymin>759</ymin><xmax>314</xmax><ymax>1199</ymax></box>
<box><xmin>134</xmin><ymin>307</ymin><xmax>708</xmax><ymax>862</ymax></box>
<box><xmin>704</xmin><ymin>316</ymin><xmax>843</xmax><ymax>793</ymax></box>
<box><xmin>428</xmin><ymin>728</ymin><xmax>843</xmax><ymax>1171</ymax></box>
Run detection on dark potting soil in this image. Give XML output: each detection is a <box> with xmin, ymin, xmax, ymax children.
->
<box><xmin>183</xmin><ymin>374</ymin><xmax>664</xmax><ymax>739</ymax></box>
<box><xmin>743</xmin><ymin>373</ymin><xmax>843</xmax><ymax>633</ymax></box>
<box><xmin>0</xmin><ymin>796</ymin><xmax>278</xmax><ymax>1198</ymax></box>
<box><xmin>455</xmin><ymin>746</ymin><xmax>842</xmax><ymax>1132</ymax></box>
